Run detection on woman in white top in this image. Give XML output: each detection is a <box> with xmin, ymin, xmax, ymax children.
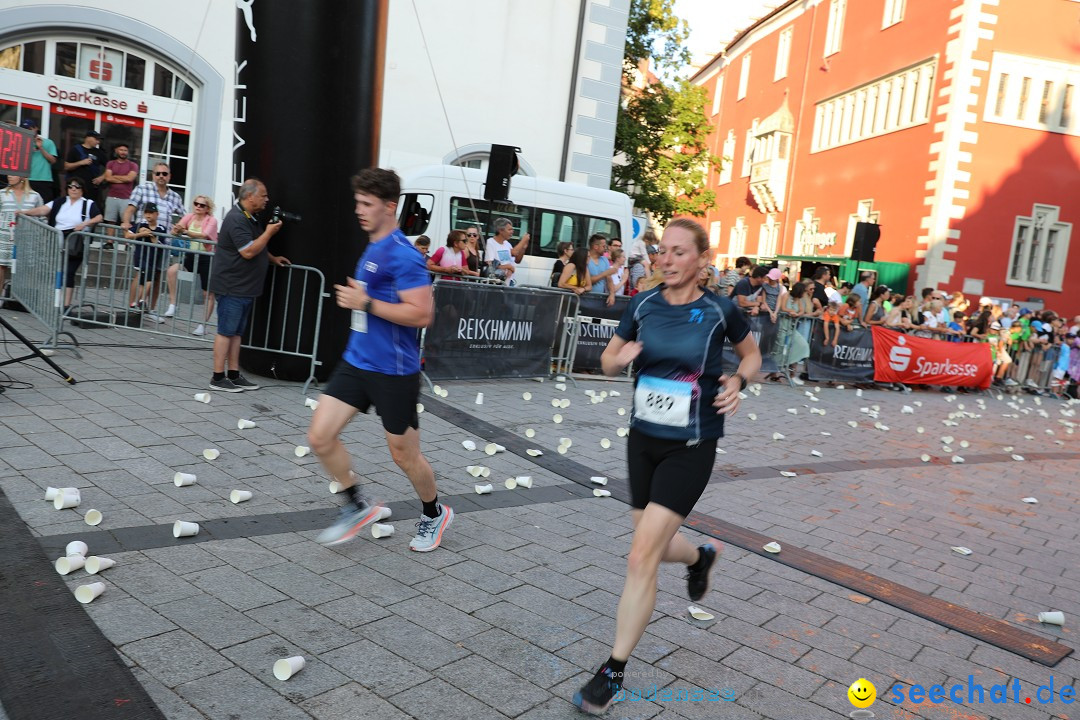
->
<box><xmin>19</xmin><ymin>176</ymin><xmax>103</xmax><ymax>309</ymax></box>
<box><xmin>0</xmin><ymin>175</ymin><xmax>43</xmax><ymax>300</ymax></box>
<box><xmin>427</xmin><ymin>229</ymin><xmax>473</xmax><ymax>279</ymax></box>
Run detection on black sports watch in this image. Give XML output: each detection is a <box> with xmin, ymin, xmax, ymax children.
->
<box><xmin>363</xmin><ymin>298</ymin><xmax>374</xmax><ymax>315</ymax></box>
<box><xmin>733</xmin><ymin>373</ymin><xmax>748</xmax><ymax>391</ymax></box>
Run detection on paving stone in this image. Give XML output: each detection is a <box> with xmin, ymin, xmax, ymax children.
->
<box><xmin>84</xmin><ymin>596</ymin><xmax>178</xmax><ymax>646</ymax></box>
<box><xmin>120</xmin><ymin>629</ymin><xmax>233</xmax><ymax>688</ymax></box>
<box><xmin>736</xmin><ymin>682</ymin><xmax>848</xmax><ymax>720</ymax></box>
<box><xmin>473</xmin><ymin>601</ymin><xmax>584</xmax><ymax>652</ymax></box>
<box><xmin>156</xmin><ymin>593</ymin><xmax>269</xmax><ymax>650</ymax></box>
<box><xmin>186</xmin><ymin>564</ymin><xmax>289</xmax><ymax>611</ymax></box>
<box><xmin>421</xmin><ymin>574</ymin><xmax>499</xmax><ymax>613</ymax></box>
<box><xmin>301</xmin><ymin>682</ymin><xmax>413</xmax><ymax>720</ymax></box>
<box><xmin>462</xmin><ymin>628</ymin><xmax>581</xmax><ymax>689</ymax></box>
<box><xmin>246</xmin><ymin>599</ymin><xmax>358</xmax><ymax>654</ymax></box>
<box><xmin>360</xmin><ymin>615</ymin><xmax>470</xmax><ymax>671</ymax></box>
<box><xmin>252</xmin><ymin>562</ymin><xmax>352</xmax><ymax>606</ymax></box>
<box><xmin>498</xmin><ymin>585</ymin><xmax>600</xmax><ymax>628</ymax></box>
<box><xmin>314</xmin><ymin>595</ymin><xmax>392</xmax><ymax>629</ymax></box>
<box><xmin>129</xmin><ymin>667</ymin><xmax>207</xmax><ymax>720</ymax></box>
<box><xmin>444</xmin><ymin>559</ymin><xmax>525</xmax><ymax>594</ymax></box>
<box><xmin>175</xmin><ymin>666</ymin><xmax>313</xmax><ymax>719</ymax></box>
<box><xmin>387</xmin><ymin>594</ymin><xmax>490</xmax><ymax>642</ymax></box>
<box><xmin>202</xmin><ymin>537</ymin><xmax>291</xmax><ymax>571</ymax></box>
<box><xmin>322</xmin><ymin>566</ymin><xmax>420</xmax><ymax>605</ymax></box>
<box><xmin>104</xmin><ymin>559</ymin><xmax>204</xmax><ymax>605</ymax></box>
<box><xmin>221</xmin><ymin>633</ymin><xmax>350</xmax><ymax>702</ymax></box>
<box><xmin>321</xmin><ymin>639</ymin><xmax>431</xmax><ymax>696</ymax></box>
<box><xmin>437</xmin><ymin>655</ymin><xmax>551</xmax><ymax>716</ymax></box>
<box><xmin>722</xmin><ymin>646</ymin><xmax>827</xmax><ymax>699</ymax></box>
<box><xmin>361</xmin><ymin>550</ymin><xmax>443</xmax><ymax>585</ymax></box>
<box><xmin>389</xmin><ymin>677</ymin><xmax>510</xmax><ymax>720</ymax></box>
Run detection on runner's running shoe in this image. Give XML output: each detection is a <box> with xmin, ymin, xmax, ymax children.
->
<box><xmin>573</xmin><ymin>666</ymin><xmax>622</xmax><ymax>715</ymax></box>
<box><xmin>317</xmin><ymin>500</ymin><xmax>385</xmax><ymax>546</ymax></box>
<box><xmin>686</xmin><ymin>543</ymin><xmax>717</xmax><ymax>602</ymax></box>
<box><xmin>409</xmin><ymin>505</ymin><xmax>454</xmax><ymax>552</ymax></box>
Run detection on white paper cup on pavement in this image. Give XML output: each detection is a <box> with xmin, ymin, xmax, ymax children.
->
<box><xmin>54</xmin><ymin>488</ymin><xmax>81</xmax><ymax>510</ymax></box>
<box><xmin>504</xmin><ymin>477</ymin><xmax>518</xmax><ymax>490</ymax></box>
<box><xmin>294</xmin><ymin>446</ymin><xmax>310</xmax><ymax>457</ymax></box>
<box><xmin>475</xmin><ymin>483</ymin><xmax>493</xmax><ymax>494</ymax></box>
<box><xmin>85</xmin><ymin>556</ymin><xmax>115</xmax><ymax>574</ymax></box>
<box><xmin>84</xmin><ymin>509</ymin><xmax>103</xmax><ymax>526</ymax></box>
<box><xmin>516</xmin><ymin>476</ymin><xmax>533</xmax><ymax>489</ymax></box>
<box><xmin>193</xmin><ymin>392</ymin><xmax>211</xmax><ymax>403</ymax></box>
<box><xmin>173</xmin><ymin>520</ymin><xmax>200</xmax><ymax>538</ymax></box>
<box><xmin>237</xmin><ymin>419</ymin><xmax>256</xmax><ymax>430</ymax></box>
<box><xmin>65</xmin><ymin>541</ymin><xmax>88</xmax><ymax>557</ymax></box>
<box><xmin>475</xmin><ymin>392</ymin><xmax>484</xmax><ymax>405</ymax></box>
<box><xmin>273</xmin><ymin>656</ymin><xmax>306</xmax><ymax>681</ymax></box>
<box><xmin>304</xmin><ymin>397</ymin><xmax>319</xmax><ymax>409</ymax></box>
<box><xmin>328</xmin><ymin>481</ymin><xmax>344</xmax><ymax>493</ymax></box>
<box><xmin>593</xmin><ymin>488</ymin><xmax>611</xmax><ymax>497</ymax></box>
<box><xmin>1038</xmin><ymin>611</ymin><xmax>1065</xmax><ymax>626</ymax></box>
<box><xmin>374</xmin><ymin>506</ymin><xmax>392</xmax><ymax>522</ymax></box>
<box><xmin>45</xmin><ymin>487</ymin><xmax>60</xmax><ymax>502</ymax></box>
<box><xmin>371</xmin><ymin>523</ymin><xmax>395</xmax><ymax>539</ymax></box>
<box><xmin>173</xmin><ymin>472</ymin><xmax>197</xmax><ymax>487</ymax></box>
<box><xmin>202</xmin><ymin>448</ymin><xmax>220</xmax><ymax>460</ymax></box>
<box><xmin>230</xmin><ymin>490</ymin><xmax>253</xmax><ymax>504</ymax></box>
<box><xmin>56</xmin><ymin>555</ymin><xmax>86</xmax><ymax>575</ymax></box>
<box><xmin>590</xmin><ymin>476</ymin><xmax>608</xmax><ymax>485</ymax></box>
<box><xmin>75</xmin><ymin>582</ymin><xmax>105</xmax><ymax>604</ymax></box>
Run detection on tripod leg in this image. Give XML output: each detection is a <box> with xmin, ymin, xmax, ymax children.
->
<box><xmin>0</xmin><ymin>315</ymin><xmax>76</xmax><ymax>384</ymax></box>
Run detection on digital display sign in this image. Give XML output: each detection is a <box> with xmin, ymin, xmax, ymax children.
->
<box><xmin>0</xmin><ymin>123</ymin><xmax>34</xmax><ymax>177</ymax></box>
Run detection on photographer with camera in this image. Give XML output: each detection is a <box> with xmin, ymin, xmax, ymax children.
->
<box><xmin>207</xmin><ymin>178</ymin><xmax>291</xmax><ymax>393</ymax></box>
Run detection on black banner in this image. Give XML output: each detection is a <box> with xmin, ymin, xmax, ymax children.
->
<box><xmin>722</xmin><ymin>311</ymin><xmax>780</xmax><ymax>374</ymax></box>
<box><xmin>807</xmin><ymin>320</ymin><xmax>875</xmax><ymax>382</ymax></box>
<box><xmin>572</xmin><ymin>293</ymin><xmax>631</xmax><ymax>372</ymax></box>
<box><xmin>424</xmin><ymin>283</ymin><xmax>562</xmax><ymax>380</ymax></box>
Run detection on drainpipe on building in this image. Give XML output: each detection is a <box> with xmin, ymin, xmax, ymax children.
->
<box><xmin>560</xmin><ymin>0</ymin><xmax>589</xmax><ymax>181</ymax></box>
<box><xmin>781</xmin><ymin>0</ymin><xmax>820</xmax><ymax>255</ymax></box>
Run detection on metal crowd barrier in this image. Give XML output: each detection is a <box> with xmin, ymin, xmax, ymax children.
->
<box><xmin>429</xmin><ymin>269</ymin><xmax>503</xmax><ymax>285</ymax></box>
<box><xmin>9</xmin><ymin>215</ymin><xmax>79</xmax><ymax>354</ymax></box>
<box><xmin>9</xmin><ymin>221</ymin><xmax>327</xmax><ymax>392</ymax></box>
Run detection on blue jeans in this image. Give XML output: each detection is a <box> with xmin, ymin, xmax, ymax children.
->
<box><xmin>215</xmin><ymin>295</ymin><xmax>253</xmax><ymax>337</ymax></box>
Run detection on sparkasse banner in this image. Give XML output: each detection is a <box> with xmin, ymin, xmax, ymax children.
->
<box><xmin>871</xmin><ymin>327</ymin><xmax>993</xmax><ymax>388</ymax></box>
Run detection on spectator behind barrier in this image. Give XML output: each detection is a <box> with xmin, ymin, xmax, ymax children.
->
<box><xmin>558</xmin><ymin>247</ymin><xmax>592</xmax><ymax>295</ymax></box>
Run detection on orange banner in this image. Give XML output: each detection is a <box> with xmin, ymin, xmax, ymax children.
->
<box><xmin>872</xmin><ymin>327</ymin><xmax>993</xmax><ymax>388</ymax></box>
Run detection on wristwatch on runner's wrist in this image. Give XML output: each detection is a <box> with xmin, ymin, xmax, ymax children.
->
<box><xmin>733</xmin><ymin>373</ymin><xmax>748</xmax><ymax>391</ymax></box>
<box><xmin>363</xmin><ymin>299</ymin><xmax>373</xmax><ymax>314</ymax></box>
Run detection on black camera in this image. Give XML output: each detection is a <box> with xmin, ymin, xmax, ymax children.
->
<box><xmin>269</xmin><ymin>206</ymin><xmax>302</xmax><ymax>224</ymax></box>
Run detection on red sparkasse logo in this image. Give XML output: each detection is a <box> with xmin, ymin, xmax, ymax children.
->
<box><xmin>871</xmin><ymin>327</ymin><xmax>992</xmax><ymax>388</ymax></box>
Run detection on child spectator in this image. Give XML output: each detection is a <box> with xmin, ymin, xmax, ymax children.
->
<box><xmin>947</xmin><ymin>311</ymin><xmax>965</xmax><ymax>342</ymax></box>
<box><xmin>125</xmin><ymin>202</ymin><xmax>168</xmax><ymax>322</ymax></box>
<box><xmin>838</xmin><ymin>294</ymin><xmax>860</xmax><ymax>328</ymax></box>
<box><xmin>822</xmin><ymin>300</ymin><xmax>843</xmax><ymax>346</ymax></box>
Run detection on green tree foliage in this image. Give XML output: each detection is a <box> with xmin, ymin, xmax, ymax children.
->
<box><xmin>613</xmin><ymin>0</ymin><xmax>722</xmax><ymax>223</ymax></box>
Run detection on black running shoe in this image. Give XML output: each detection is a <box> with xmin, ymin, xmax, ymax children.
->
<box><xmin>573</xmin><ymin>666</ymin><xmax>621</xmax><ymax>715</ymax></box>
<box><xmin>231</xmin><ymin>374</ymin><xmax>260</xmax><ymax>390</ymax></box>
<box><xmin>686</xmin><ymin>543</ymin><xmax>717</xmax><ymax>602</ymax></box>
<box><xmin>209</xmin><ymin>377</ymin><xmax>243</xmax><ymax>393</ymax></box>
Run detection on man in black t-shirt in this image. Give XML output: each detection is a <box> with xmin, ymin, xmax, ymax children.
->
<box><xmin>732</xmin><ymin>265</ymin><xmax>768</xmax><ymax>315</ymax></box>
<box><xmin>63</xmin><ymin>131</ymin><xmax>106</xmax><ymax>201</ymax></box>
<box><xmin>811</xmin><ymin>265</ymin><xmax>831</xmax><ymax>310</ymax></box>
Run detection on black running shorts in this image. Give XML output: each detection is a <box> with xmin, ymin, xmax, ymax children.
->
<box><xmin>626</xmin><ymin>428</ymin><xmax>717</xmax><ymax>517</ymax></box>
<box><xmin>322</xmin><ymin>362</ymin><xmax>420</xmax><ymax>435</ymax></box>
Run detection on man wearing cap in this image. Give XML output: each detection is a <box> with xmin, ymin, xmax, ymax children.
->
<box><xmin>21</xmin><ymin>119</ymin><xmax>58</xmax><ymax>203</ymax></box>
<box><xmin>63</xmin><ymin>130</ymin><xmax>106</xmax><ymax>198</ymax></box>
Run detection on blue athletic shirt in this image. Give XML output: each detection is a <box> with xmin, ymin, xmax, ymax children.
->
<box><xmin>343</xmin><ymin>228</ymin><xmax>431</xmax><ymax>375</ymax></box>
<box><xmin>615</xmin><ymin>286</ymin><xmax>751</xmax><ymax>442</ymax></box>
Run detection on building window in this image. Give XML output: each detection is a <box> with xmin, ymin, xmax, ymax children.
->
<box><xmin>824</xmin><ymin>0</ymin><xmax>845</xmax><ymax>57</ymax></box>
<box><xmin>729</xmin><ymin>217</ymin><xmax>747</xmax><ymax>257</ymax></box>
<box><xmin>709</xmin><ymin>221</ymin><xmax>722</xmax><ymax>249</ymax></box>
<box><xmin>742</xmin><ymin>120</ymin><xmax>758</xmax><ymax>177</ymax></box>
<box><xmin>759</xmin><ymin>214</ymin><xmax>779</xmax><ymax>258</ymax></box>
<box><xmin>738</xmin><ymin>54</ymin><xmax>751</xmax><ymax>100</ymax></box>
<box><xmin>985</xmin><ymin>52</ymin><xmax>1080</xmax><ymax>135</ymax></box>
<box><xmin>775</xmin><ymin>28</ymin><xmax>793</xmax><ymax>81</ymax></box>
<box><xmin>1006</xmin><ymin>204</ymin><xmax>1070</xmax><ymax>291</ymax></box>
<box><xmin>882</xmin><ymin>0</ymin><xmax>905</xmax><ymax>28</ymax></box>
<box><xmin>719</xmin><ymin>130</ymin><xmax>735</xmax><ymax>184</ymax></box>
<box><xmin>147</xmin><ymin>125</ymin><xmax>191</xmax><ymax>199</ymax></box>
<box><xmin>811</xmin><ymin>58</ymin><xmax>936</xmax><ymax>152</ymax></box>
<box><xmin>711</xmin><ymin>76</ymin><xmax>723</xmax><ymax>116</ymax></box>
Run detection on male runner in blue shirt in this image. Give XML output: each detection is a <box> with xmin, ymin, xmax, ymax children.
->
<box><xmin>310</xmin><ymin>168</ymin><xmax>452</xmax><ymax>551</ymax></box>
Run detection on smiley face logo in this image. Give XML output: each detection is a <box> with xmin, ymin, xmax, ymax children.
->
<box><xmin>847</xmin><ymin>678</ymin><xmax>876</xmax><ymax>708</ymax></box>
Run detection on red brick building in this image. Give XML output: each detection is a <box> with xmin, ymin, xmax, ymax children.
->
<box><xmin>692</xmin><ymin>0</ymin><xmax>1080</xmax><ymax>312</ymax></box>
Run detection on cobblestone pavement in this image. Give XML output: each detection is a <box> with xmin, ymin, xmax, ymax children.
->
<box><xmin>1</xmin><ymin>309</ymin><xmax>1078</xmax><ymax>720</ymax></box>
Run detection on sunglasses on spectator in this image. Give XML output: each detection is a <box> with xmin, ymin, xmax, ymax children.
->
<box><xmin>466</xmin><ymin>232</ymin><xmax>479</xmax><ymax>237</ymax></box>
<box><xmin>193</xmin><ymin>201</ymin><xmax>208</xmax><ymax>208</ymax></box>
<box><xmin>154</xmin><ymin>171</ymin><xmax>170</xmax><ymax>177</ymax></box>
<box><xmin>67</xmin><ymin>184</ymin><xmax>82</xmax><ymax>190</ymax></box>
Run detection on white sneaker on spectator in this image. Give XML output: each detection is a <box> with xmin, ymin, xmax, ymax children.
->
<box><xmin>192</xmin><ymin>324</ymin><xmax>205</xmax><ymax>336</ymax></box>
<box><xmin>165</xmin><ymin>304</ymin><xmax>176</xmax><ymax>317</ymax></box>
<box><xmin>148</xmin><ymin>312</ymin><xmax>166</xmax><ymax>324</ymax></box>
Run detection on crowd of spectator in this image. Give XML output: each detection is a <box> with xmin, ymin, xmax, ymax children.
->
<box><xmin>701</xmin><ymin>256</ymin><xmax>1080</xmax><ymax>398</ymax></box>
